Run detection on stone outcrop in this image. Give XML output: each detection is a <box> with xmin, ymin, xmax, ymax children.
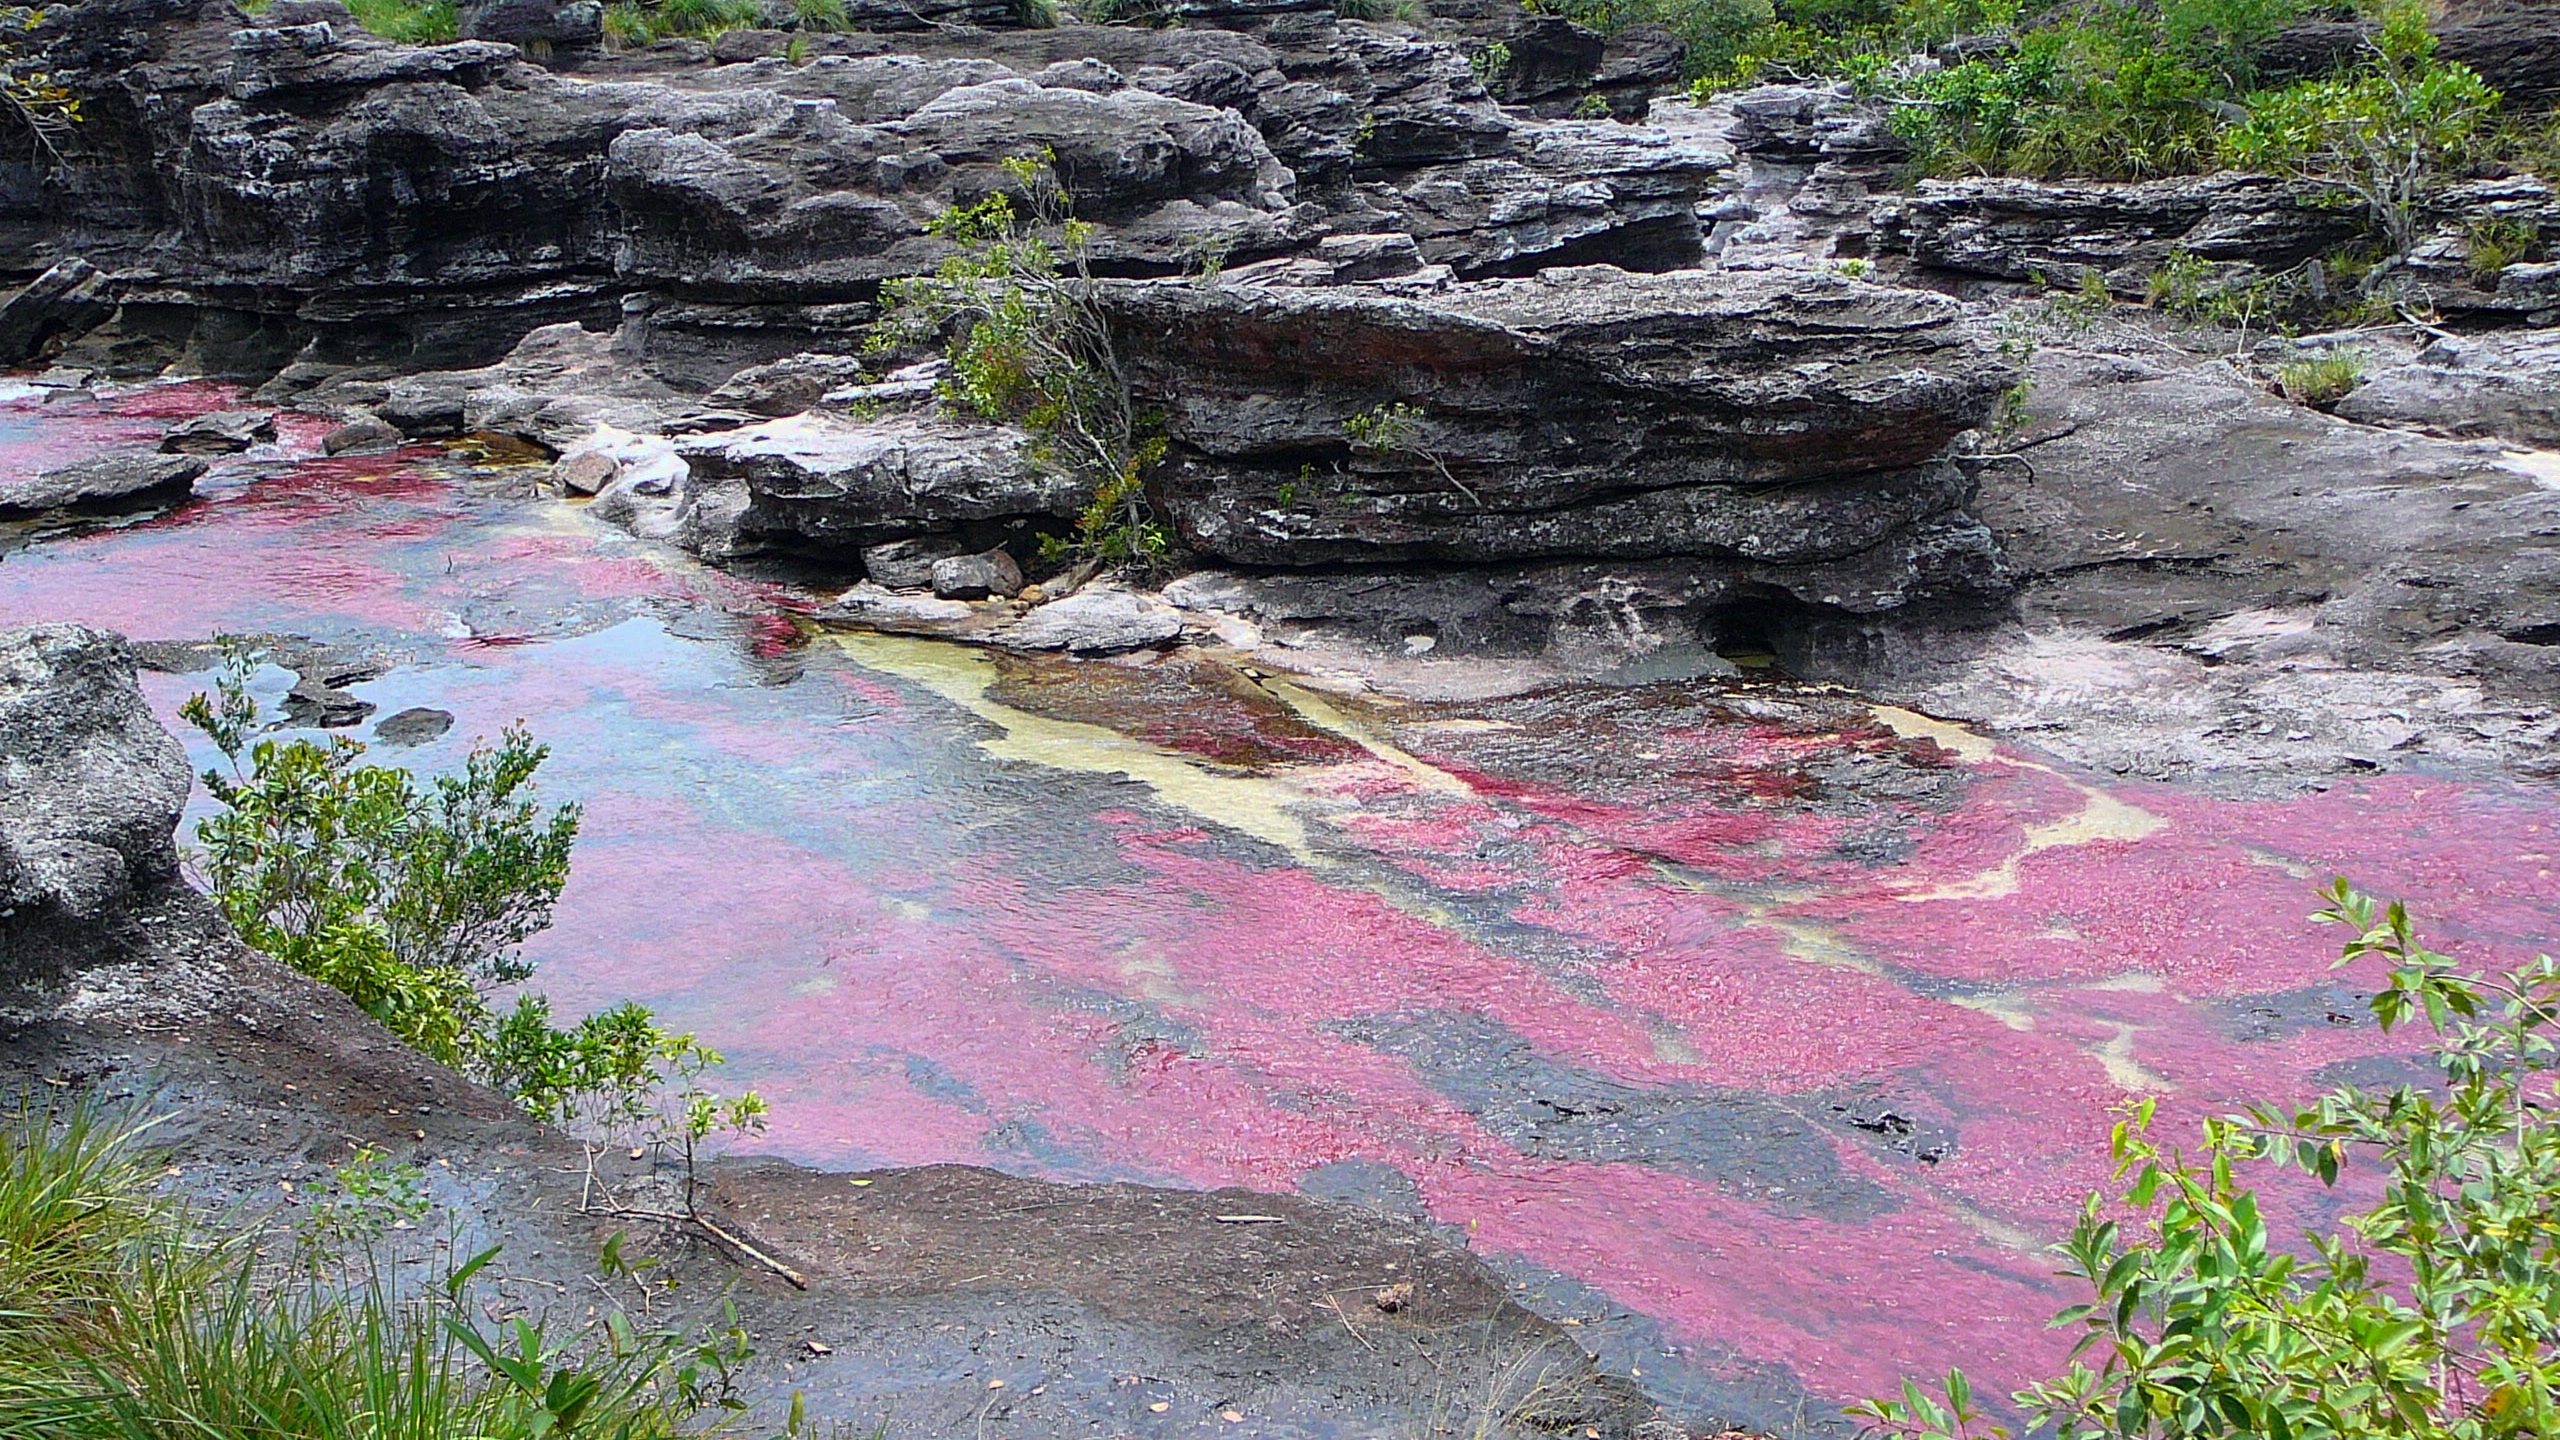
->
<box><xmin>2333</xmin><ymin>330</ymin><xmax>2560</xmax><ymax>447</ymax></box>
<box><xmin>0</xmin><ymin>455</ymin><xmax>207</xmax><ymax>517</ymax></box>
<box><xmin>663</xmin><ymin>411</ymin><xmax>1076</xmax><ymax>559</ymax></box>
<box><xmin>1106</xmin><ymin>265</ymin><xmax>2014</xmax><ymax>607</ymax></box>
<box><xmin>22</xmin><ymin>0</ymin><xmax>1726</xmax><ymax>375</ymax></box>
<box><xmin>0</xmin><ymin>626</ymin><xmax>194</xmax><ymax>971</ymax></box>
<box><xmin>0</xmin><ymin>259</ymin><xmax>115</xmax><ymax>366</ymax></box>
<box><xmin>1872</xmin><ymin>173</ymin><xmax>2371</xmax><ymax>294</ymax></box>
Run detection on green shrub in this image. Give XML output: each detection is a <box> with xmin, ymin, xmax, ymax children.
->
<box><xmin>875</xmin><ymin>152</ymin><xmax>1170</xmax><ymax>572</ymax></box>
<box><xmin>180</xmin><ymin>648</ymin><xmax>762</xmax><ymax>1158</ymax></box>
<box><xmin>2222</xmin><ymin>5</ymin><xmax>2501</xmax><ymax>257</ymax></box>
<box><xmin>1855</xmin><ymin>881</ymin><xmax>2560</xmax><ymax>1440</ymax></box>
<box><xmin>1883</xmin><ymin>0</ymin><xmax>2314</xmax><ymax>180</ymax></box>
<box><xmin>182</xmin><ymin>656</ymin><xmax>579</xmax><ymax>1069</ymax></box>
<box><xmin>792</xmin><ymin>0</ymin><xmax>846</xmax><ymax>29</ymax></box>
<box><xmin>341</xmin><ymin>0</ymin><xmax>462</xmax><ymax>43</ymax></box>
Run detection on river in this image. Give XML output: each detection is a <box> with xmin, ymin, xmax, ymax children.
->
<box><xmin>7</xmin><ymin>379</ymin><xmax>2557</xmax><ymax>1431</ymax></box>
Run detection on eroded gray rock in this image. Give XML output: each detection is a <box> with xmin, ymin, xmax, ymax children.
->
<box><xmin>669</xmin><ymin>411</ymin><xmax>1075</xmax><ymax>556</ymax></box>
<box><xmin>1107</xmin><ymin>265</ymin><xmax>2014</xmax><ymax>608</ymax></box>
<box><xmin>160</xmin><ymin>408</ymin><xmax>277</xmax><ymax>454</ymax></box>
<box><xmin>0</xmin><ymin>259</ymin><xmax>115</xmax><ymax>368</ymax></box>
<box><xmin>0</xmin><ymin>626</ymin><xmax>193</xmax><ymax>966</ymax></box>
<box><xmin>930</xmin><ymin>548</ymin><xmax>1024</xmax><ymax>599</ymax></box>
<box><xmin>1874</xmin><ymin>173</ymin><xmax>2369</xmax><ymax>294</ymax></box>
<box><xmin>2334</xmin><ymin>331</ymin><xmax>2560</xmax><ymax>447</ymax></box>
<box><xmin>996</xmin><ymin>585</ymin><xmax>1184</xmax><ymax>653</ymax></box>
<box><xmin>0</xmin><ymin>455</ymin><xmax>207</xmax><ymax>516</ymax></box>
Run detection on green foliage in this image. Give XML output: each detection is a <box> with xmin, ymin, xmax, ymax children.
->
<box><xmin>180</xmin><ymin>646</ymin><xmax>764</xmax><ymax>1173</ymax></box>
<box><xmin>1345</xmin><ymin>402</ymin><xmax>1483</xmax><ymax>507</ymax></box>
<box><xmin>0</xmin><ymin>1102</ymin><xmax>754</xmax><ymax>1438</ymax></box>
<box><xmin>1855</xmin><ymin>882</ymin><xmax>2560</xmax><ymax>1440</ymax></box>
<box><xmin>2222</xmin><ymin>6</ymin><xmax>2501</xmax><ymax>256</ymax></box>
<box><xmin>0</xmin><ymin>1097</ymin><xmax>168</xmax><ymax>1341</ymax></box>
<box><xmin>2464</xmin><ymin>217</ymin><xmax>2543</xmax><ymax>283</ymax></box>
<box><xmin>1883</xmin><ymin>0</ymin><xmax>2313</xmax><ymax>180</ymax></box>
<box><xmin>341</xmin><ymin>0</ymin><xmax>461</xmax><ymax>43</ymax></box>
<box><xmin>183</xmin><ymin>650</ymin><xmax>579</xmax><ymax>1070</ymax></box>
<box><xmin>1337</xmin><ymin>0</ymin><xmax>1420</xmax><ymax>19</ymax></box>
<box><xmin>2275</xmin><ymin>353</ymin><xmax>2363</xmax><ymax>406</ymax></box>
<box><xmin>792</xmin><ymin>0</ymin><xmax>846</xmax><ymax>30</ymax></box>
<box><xmin>596</xmin><ymin>0</ymin><xmax>760</xmax><ymax>44</ymax></box>
<box><xmin>877</xmin><ymin>152</ymin><xmax>1170</xmax><ymax>573</ymax></box>
<box><xmin>0</xmin><ymin>7</ymin><xmax>81</xmax><ymax>163</ymax></box>
<box><xmin>1470</xmin><ymin>40</ymin><xmax>1512</xmax><ymax>88</ymax></box>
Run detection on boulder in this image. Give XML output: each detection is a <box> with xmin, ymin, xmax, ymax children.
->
<box><xmin>2333</xmin><ymin>331</ymin><xmax>2560</xmax><ymax>448</ymax></box>
<box><xmin>457</xmin><ymin>0</ymin><xmax>602</xmax><ymax>56</ymax></box>
<box><xmin>0</xmin><ymin>625</ymin><xmax>193</xmax><ymax>968</ymax></box>
<box><xmin>159</xmin><ymin>408</ymin><xmax>277</xmax><ymax>454</ymax></box>
<box><xmin>0</xmin><ymin>454</ymin><xmax>206</xmax><ymax>516</ymax></box>
<box><xmin>1873</xmin><ymin>173</ymin><xmax>2371</xmax><ymax>294</ymax></box>
<box><xmin>1104</xmin><ymin>265</ymin><xmax>2014</xmax><ymax>607</ymax></box>
<box><xmin>666</xmin><ymin>411</ymin><xmax>1078</xmax><ymax>557</ymax></box>
<box><xmin>995</xmin><ymin>585</ymin><xmax>1185</xmax><ymax>652</ymax></box>
<box><xmin>360</xmin><ymin>324</ymin><xmax>683</xmax><ymax>444</ymax></box>
<box><xmin>707</xmin><ymin>352</ymin><xmax>871</xmax><ymax>416</ymax></box>
<box><xmin>815</xmin><ymin>582</ymin><xmax>1006</xmax><ymax>639</ymax></box>
<box><xmin>930</xmin><ymin>548</ymin><xmax>1024</xmax><ymax>599</ymax></box>
<box><xmin>373</xmin><ymin>706</ymin><xmax>456</xmax><ymax>745</ymax></box>
<box><xmin>321</xmin><ymin>411</ymin><xmax>404</xmax><ymax>454</ymax></box>
<box><xmin>862</xmin><ymin>535</ymin><xmax>967</xmax><ymax>588</ymax></box>
<box><xmin>0</xmin><ymin>259</ymin><xmax>115</xmax><ymax>367</ymax></box>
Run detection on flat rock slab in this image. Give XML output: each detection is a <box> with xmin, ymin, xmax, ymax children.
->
<box><xmin>2333</xmin><ymin>331</ymin><xmax>2560</xmax><ymax>449</ymax></box>
<box><xmin>0</xmin><ymin>454</ymin><xmax>208</xmax><ymax>516</ymax></box>
<box><xmin>159</xmin><ymin>409</ymin><xmax>278</xmax><ymax>455</ymax></box>
<box><xmin>996</xmin><ymin>586</ymin><xmax>1186</xmax><ymax>653</ymax></box>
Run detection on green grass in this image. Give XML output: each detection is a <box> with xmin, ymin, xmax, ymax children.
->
<box><xmin>2277</xmin><ymin>354</ymin><xmax>2364</xmax><ymax>406</ymax></box>
<box><xmin>343</xmin><ymin>0</ymin><xmax>461</xmax><ymax>44</ymax></box>
<box><xmin>0</xmin><ymin>1099</ymin><xmax>737</xmax><ymax>1440</ymax></box>
<box><xmin>0</xmin><ymin>1097</ymin><xmax>171</xmax><ymax>1343</ymax></box>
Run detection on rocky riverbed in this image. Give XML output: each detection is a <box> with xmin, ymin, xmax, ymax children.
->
<box><xmin>5</xmin><ymin>0</ymin><xmax>2560</xmax><ymax>1434</ymax></box>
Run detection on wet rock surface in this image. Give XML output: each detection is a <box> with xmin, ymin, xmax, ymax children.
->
<box><xmin>0</xmin><ymin>625</ymin><xmax>1674</xmax><ymax>1440</ymax></box>
<box><xmin>0</xmin><ymin>454</ymin><xmax>208</xmax><ymax>516</ymax></box>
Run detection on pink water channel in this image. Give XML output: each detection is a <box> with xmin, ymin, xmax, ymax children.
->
<box><xmin>6</xmin><ymin>382</ymin><xmax>2556</xmax><ymax>1432</ymax></box>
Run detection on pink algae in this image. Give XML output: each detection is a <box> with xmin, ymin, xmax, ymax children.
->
<box><xmin>8</xmin><ymin>385</ymin><xmax>2560</xmax><ymax>1423</ymax></box>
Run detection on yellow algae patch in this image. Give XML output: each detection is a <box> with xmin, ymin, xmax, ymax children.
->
<box><xmin>1872</xmin><ymin>704</ymin><xmax>2167</xmax><ymax>904</ymax></box>
<box><xmin>1754</xmin><ymin>914</ymin><xmax>1889</xmax><ymax>978</ymax></box>
<box><xmin>2093</xmin><ymin>1022</ymin><xmax>2169</xmax><ymax>1092</ymax></box>
<box><xmin>833</xmin><ymin>632</ymin><xmax>1324</xmax><ymax>859</ymax></box>
<box><xmin>1869</xmin><ymin>704</ymin><xmax>1998</xmax><ymax>764</ymax></box>
<box><xmin>1952</xmin><ymin>991</ymin><xmax>2038</xmax><ymax>1033</ymax></box>
<box><xmin>1260</xmin><ymin>676</ymin><xmax>1475</xmax><ymax>796</ymax></box>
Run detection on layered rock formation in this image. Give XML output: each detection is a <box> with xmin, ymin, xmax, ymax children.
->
<box><xmin>0</xmin><ymin>626</ymin><xmax>194</xmax><ymax>970</ymax></box>
<box><xmin>23</xmin><ymin>0</ymin><xmax>1724</xmax><ymax>373</ymax></box>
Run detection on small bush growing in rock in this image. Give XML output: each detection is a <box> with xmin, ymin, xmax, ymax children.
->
<box><xmin>181</xmin><ymin>645</ymin><xmax>762</xmax><ymax>1164</ymax></box>
<box><xmin>2275</xmin><ymin>353</ymin><xmax>2364</xmax><ymax>406</ymax></box>
<box><xmin>2222</xmin><ymin>5</ymin><xmax>2502</xmax><ymax>258</ymax></box>
<box><xmin>1856</xmin><ymin>882</ymin><xmax>2560</xmax><ymax>1440</ymax></box>
<box><xmin>876</xmin><ymin>151</ymin><xmax>1170</xmax><ymax>573</ymax></box>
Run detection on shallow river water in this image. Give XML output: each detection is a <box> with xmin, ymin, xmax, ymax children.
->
<box><xmin>8</xmin><ymin>383</ymin><xmax>2559</xmax><ymax>1431</ymax></box>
